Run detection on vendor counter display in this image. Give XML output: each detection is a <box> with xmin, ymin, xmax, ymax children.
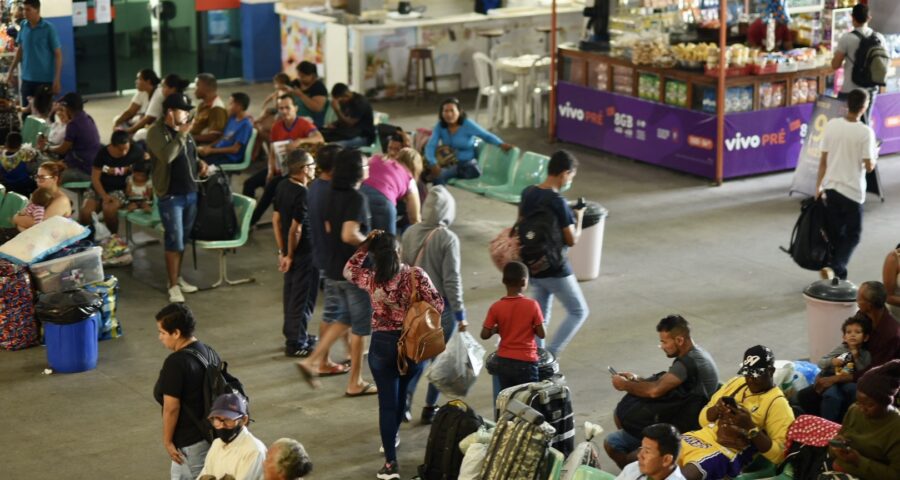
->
<box><xmin>555</xmin><ymin>46</ymin><xmax>900</xmax><ymax>180</ymax></box>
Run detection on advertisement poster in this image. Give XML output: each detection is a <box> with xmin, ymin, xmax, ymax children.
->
<box><xmin>281</xmin><ymin>17</ymin><xmax>326</xmax><ymax>77</ymax></box>
<box><xmin>361</xmin><ymin>28</ymin><xmax>416</xmax><ymax>99</ymax></box>
<box><xmin>95</xmin><ymin>0</ymin><xmax>111</xmax><ymax>24</ymax></box>
<box><xmin>72</xmin><ymin>2</ymin><xmax>88</xmax><ymax>27</ymax></box>
<box><xmin>207</xmin><ymin>10</ymin><xmax>230</xmax><ymax>45</ymax></box>
<box><xmin>556</xmin><ymin>82</ymin><xmax>810</xmax><ymax>179</ymax></box>
<box><xmin>789</xmin><ymin>96</ymin><xmax>847</xmax><ymax>197</ymax></box>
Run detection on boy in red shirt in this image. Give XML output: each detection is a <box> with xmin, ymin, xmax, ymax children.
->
<box><xmin>482</xmin><ymin>261</ymin><xmax>546</xmax><ymax>391</ymax></box>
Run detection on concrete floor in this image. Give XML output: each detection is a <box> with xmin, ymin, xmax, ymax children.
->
<box><xmin>3</xmin><ymin>84</ymin><xmax>899</xmax><ymax>479</ymax></box>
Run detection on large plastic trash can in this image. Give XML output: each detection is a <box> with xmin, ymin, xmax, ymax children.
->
<box><xmin>36</xmin><ymin>289</ymin><xmax>103</xmax><ymax>373</ymax></box>
<box><xmin>803</xmin><ymin>278</ymin><xmax>858</xmax><ymax>361</ymax></box>
<box><xmin>569</xmin><ymin>201</ymin><xmax>608</xmax><ymax>281</ymax></box>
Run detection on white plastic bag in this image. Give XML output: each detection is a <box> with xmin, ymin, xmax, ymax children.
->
<box><xmin>91</xmin><ymin>212</ymin><xmax>111</xmax><ymax>242</ymax></box>
<box><xmin>426</xmin><ymin>331</ymin><xmax>486</xmax><ymax>398</ymax></box>
<box><xmin>458</xmin><ymin>442</ymin><xmax>488</xmax><ymax>480</ymax></box>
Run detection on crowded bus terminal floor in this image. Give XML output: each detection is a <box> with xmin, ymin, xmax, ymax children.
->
<box><xmin>3</xmin><ymin>84</ymin><xmax>899</xmax><ymax>479</ymax></box>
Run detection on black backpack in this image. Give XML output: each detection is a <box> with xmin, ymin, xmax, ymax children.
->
<box><xmin>517</xmin><ymin>190</ymin><xmax>566</xmax><ymax>276</ymax></box>
<box><xmin>191</xmin><ymin>171</ymin><xmax>237</xmax><ymax>241</ymax></box>
<box><xmin>180</xmin><ymin>344</ymin><xmax>248</xmax><ymax>443</ymax></box>
<box><xmin>851</xmin><ymin>30</ymin><xmax>890</xmax><ymax>88</ymax></box>
<box><xmin>418</xmin><ymin>400</ymin><xmax>484</xmax><ymax>480</ymax></box>
<box><xmin>777</xmin><ymin>443</ymin><xmax>830</xmax><ymax>480</ymax></box>
<box><xmin>782</xmin><ymin>197</ymin><xmax>831</xmax><ymax>271</ymax></box>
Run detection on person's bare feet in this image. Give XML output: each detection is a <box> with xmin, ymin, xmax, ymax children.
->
<box><xmin>295</xmin><ymin>362</ymin><xmax>322</xmax><ymax>389</ymax></box>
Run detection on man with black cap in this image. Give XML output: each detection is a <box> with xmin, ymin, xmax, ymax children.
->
<box><xmin>37</xmin><ymin>92</ymin><xmax>101</xmax><ymax>183</ymax></box>
<box><xmin>678</xmin><ymin>346</ymin><xmax>795</xmax><ymax>480</ymax></box>
<box><xmin>147</xmin><ymin>92</ymin><xmax>207</xmax><ymax>303</ymax></box>
<box><xmin>830</xmin><ymin>360</ymin><xmax>900</xmax><ymax>479</ymax></box>
<box><xmin>198</xmin><ymin>393</ymin><xmax>267</xmax><ymax>480</ymax></box>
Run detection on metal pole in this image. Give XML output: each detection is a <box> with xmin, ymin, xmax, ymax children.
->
<box><xmin>715</xmin><ymin>0</ymin><xmax>727</xmax><ymax>185</ymax></box>
<box><xmin>549</xmin><ymin>0</ymin><xmax>558</xmax><ymax>141</ymax></box>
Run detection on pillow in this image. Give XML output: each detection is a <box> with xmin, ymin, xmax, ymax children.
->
<box><xmin>0</xmin><ymin>216</ymin><xmax>90</xmax><ymax>265</ymax></box>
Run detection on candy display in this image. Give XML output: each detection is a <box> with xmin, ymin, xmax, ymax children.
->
<box><xmin>698</xmin><ymin>86</ymin><xmax>753</xmax><ymax>114</ymax></box>
<box><xmin>760</xmin><ymin>82</ymin><xmax>786</xmax><ymax>109</ymax></box>
<box><xmin>613</xmin><ymin>65</ymin><xmax>634</xmax><ymax>95</ymax></box>
<box><xmin>665</xmin><ymin>80</ymin><xmax>688</xmax><ymax>107</ymax></box>
<box><xmin>791</xmin><ymin>77</ymin><xmax>818</xmax><ymax>105</ymax></box>
<box><xmin>593</xmin><ymin>62</ymin><xmax>609</xmax><ymax>91</ymax></box>
<box><xmin>638</xmin><ymin>73</ymin><xmax>661</xmax><ymax>102</ymax></box>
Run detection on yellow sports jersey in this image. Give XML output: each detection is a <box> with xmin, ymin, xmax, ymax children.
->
<box><xmin>683</xmin><ymin>376</ymin><xmax>795</xmax><ymax>464</ymax></box>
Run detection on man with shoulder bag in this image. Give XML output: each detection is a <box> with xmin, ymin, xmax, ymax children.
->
<box><xmin>147</xmin><ymin>93</ymin><xmax>208</xmax><ymax>303</ymax></box>
<box><xmin>606</xmin><ymin>315</ymin><xmax>720</xmax><ymax>468</ymax></box>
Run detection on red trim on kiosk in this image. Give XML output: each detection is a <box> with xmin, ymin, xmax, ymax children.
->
<box><xmin>196</xmin><ymin>0</ymin><xmax>240</xmax><ymax>11</ymax></box>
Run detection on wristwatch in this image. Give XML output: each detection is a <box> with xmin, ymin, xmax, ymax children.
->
<box><xmin>746</xmin><ymin>427</ymin><xmax>761</xmax><ymax>439</ymax></box>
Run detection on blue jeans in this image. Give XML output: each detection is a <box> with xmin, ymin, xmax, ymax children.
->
<box><xmin>369</xmin><ymin>330</ymin><xmax>424</xmax><ymax>463</ymax></box>
<box><xmin>169</xmin><ymin>439</ymin><xmax>209</xmax><ymax>480</ymax></box>
<box><xmin>361</xmin><ymin>184</ymin><xmax>397</xmax><ymax>235</ymax></box>
<box><xmin>434</xmin><ymin>159</ymin><xmax>480</xmax><ymax>186</ymax></box>
<box><xmin>283</xmin><ymin>253</ymin><xmax>320</xmax><ymax>350</ymax></box>
<box><xmin>492</xmin><ymin>355</ymin><xmax>539</xmax><ymax>391</ymax></box>
<box><xmin>406</xmin><ymin>301</ymin><xmax>456</xmax><ymax>406</ymax></box>
<box><xmin>605</xmin><ymin>429</ymin><xmax>641</xmax><ymax>454</ymax></box>
<box><xmin>322</xmin><ymin>278</ymin><xmax>373</xmax><ymax>336</ymax></box>
<box><xmin>158</xmin><ymin>192</ymin><xmax>198</xmax><ymax>252</ymax></box>
<box><xmin>332</xmin><ymin>136</ymin><xmax>370</xmax><ymax>149</ymax></box>
<box><xmin>529</xmin><ymin>274</ymin><xmax>589</xmax><ymax>357</ymax></box>
<box><xmin>822</xmin><ymin>382</ymin><xmax>857</xmax><ymax>422</ymax></box>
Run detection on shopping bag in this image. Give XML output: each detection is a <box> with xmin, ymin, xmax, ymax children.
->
<box><xmin>426</xmin><ymin>331</ymin><xmax>486</xmax><ymax>398</ymax></box>
<box><xmin>488</xmin><ymin>227</ymin><xmax>521</xmax><ymax>271</ymax></box>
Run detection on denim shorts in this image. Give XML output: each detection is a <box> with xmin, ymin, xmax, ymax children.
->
<box><xmin>322</xmin><ymin>278</ymin><xmax>373</xmax><ymax>336</ymax></box>
<box><xmin>605</xmin><ymin>429</ymin><xmax>642</xmax><ymax>454</ymax></box>
<box><xmin>158</xmin><ymin>192</ymin><xmax>198</xmax><ymax>252</ymax></box>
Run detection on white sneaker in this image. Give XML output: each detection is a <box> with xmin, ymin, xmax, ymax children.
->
<box><xmin>168</xmin><ymin>285</ymin><xmax>185</xmax><ymax>303</ymax></box>
<box><xmin>177</xmin><ymin>277</ymin><xmax>198</xmax><ymax>293</ymax></box>
<box><xmin>378</xmin><ymin>436</ymin><xmax>400</xmax><ymax>453</ymax></box>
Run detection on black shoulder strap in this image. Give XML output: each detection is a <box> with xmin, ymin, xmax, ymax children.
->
<box><xmin>851</xmin><ymin>30</ymin><xmax>865</xmax><ymax>41</ymax></box>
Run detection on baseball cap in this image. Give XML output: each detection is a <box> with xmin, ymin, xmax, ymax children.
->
<box><xmin>737</xmin><ymin>345</ymin><xmax>775</xmax><ymax>378</ymax></box>
<box><xmin>208</xmin><ymin>393</ymin><xmax>248</xmax><ymax>420</ymax></box>
<box><xmin>58</xmin><ymin>92</ymin><xmax>84</xmax><ymax>111</ymax></box>
<box><xmin>163</xmin><ymin>92</ymin><xmax>193</xmax><ymax>112</ymax></box>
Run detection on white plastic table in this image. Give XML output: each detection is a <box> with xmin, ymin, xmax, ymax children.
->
<box><xmin>496</xmin><ymin>54</ymin><xmax>550</xmax><ymax>128</ymax></box>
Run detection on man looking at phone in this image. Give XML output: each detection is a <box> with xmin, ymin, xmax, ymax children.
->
<box><xmin>605</xmin><ymin>315</ymin><xmax>720</xmax><ymax>468</ymax></box>
<box><xmin>678</xmin><ymin>345</ymin><xmax>795</xmax><ymax>480</ymax></box>
<box><xmin>147</xmin><ymin>93</ymin><xmax>208</xmax><ymax>303</ymax></box>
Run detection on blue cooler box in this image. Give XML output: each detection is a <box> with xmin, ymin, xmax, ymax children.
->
<box><xmin>44</xmin><ymin>312</ymin><xmax>100</xmax><ymax>373</ymax></box>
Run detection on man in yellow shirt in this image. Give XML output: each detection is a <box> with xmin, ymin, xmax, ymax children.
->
<box><xmin>679</xmin><ymin>345</ymin><xmax>795</xmax><ymax>480</ymax></box>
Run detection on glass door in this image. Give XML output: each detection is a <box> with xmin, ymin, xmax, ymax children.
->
<box><xmin>113</xmin><ymin>0</ymin><xmax>154</xmax><ymax>92</ymax></box>
<box><xmin>197</xmin><ymin>8</ymin><xmax>242</xmax><ymax>79</ymax></box>
<box><xmin>73</xmin><ymin>3</ymin><xmax>117</xmax><ymax>95</ymax></box>
<box><xmin>159</xmin><ymin>0</ymin><xmax>198</xmax><ymax>81</ymax></box>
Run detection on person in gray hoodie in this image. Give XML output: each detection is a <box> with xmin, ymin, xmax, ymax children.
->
<box><xmin>401</xmin><ymin>185</ymin><xmax>468</xmax><ymax>424</ymax></box>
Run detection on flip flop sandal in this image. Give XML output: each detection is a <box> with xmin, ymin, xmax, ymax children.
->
<box><xmin>295</xmin><ymin>362</ymin><xmax>322</xmax><ymax>389</ymax></box>
<box><xmin>317</xmin><ymin>364</ymin><xmax>350</xmax><ymax>377</ymax></box>
<box><xmin>345</xmin><ymin>382</ymin><xmax>378</xmax><ymax>397</ymax></box>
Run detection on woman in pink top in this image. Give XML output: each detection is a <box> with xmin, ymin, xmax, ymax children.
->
<box><xmin>344</xmin><ymin>230</ymin><xmax>443</xmax><ymax>479</ymax></box>
<box><xmin>360</xmin><ymin>136</ymin><xmax>422</xmax><ymax>235</ymax></box>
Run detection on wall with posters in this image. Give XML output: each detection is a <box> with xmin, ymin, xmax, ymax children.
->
<box><xmin>280</xmin><ymin>15</ymin><xmax>326</xmax><ymax>79</ymax></box>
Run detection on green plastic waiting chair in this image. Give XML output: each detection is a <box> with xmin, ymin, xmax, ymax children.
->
<box><xmin>545</xmin><ymin>447</ymin><xmax>564</xmax><ymax>480</ymax></box>
<box><xmin>450</xmin><ymin>143</ymin><xmax>520</xmax><ymax>194</ymax></box>
<box><xmin>483</xmin><ymin>151</ymin><xmax>549</xmax><ymax>204</ymax></box>
<box><xmin>0</xmin><ymin>191</ymin><xmax>27</xmax><ymax>228</ymax></box>
<box><xmin>571</xmin><ymin>466</ymin><xmax>616</xmax><ymax>480</ymax></box>
<box><xmin>122</xmin><ymin>197</ymin><xmax>162</xmax><ymax>247</ymax></box>
<box><xmin>194</xmin><ymin>193</ymin><xmax>257</xmax><ymax>288</ymax></box>
<box><xmin>218</xmin><ymin>128</ymin><xmax>258</xmax><ymax>176</ymax></box>
<box><xmin>21</xmin><ymin>116</ymin><xmax>50</xmax><ymax>145</ymax></box>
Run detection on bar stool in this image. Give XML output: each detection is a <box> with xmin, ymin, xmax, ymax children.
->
<box><xmin>536</xmin><ymin>25</ymin><xmax>552</xmax><ymax>54</ymax></box>
<box><xmin>476</xmin><ymin>29</ymin><xmax>505</xmax><ymax>58</ymax></box>
<box><xmin>405</xmin><ymin>46</ymin><xmax>438</xmax><ymax>101</ymax></box>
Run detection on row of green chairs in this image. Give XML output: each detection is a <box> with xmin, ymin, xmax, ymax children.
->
<box><xmin>449</xmin><ymin>144</ymin><xmax>550</xmax><ymax>204</ymax></box>
<box><xmin>0</xmin><ymin>190</ymin><xmax>27</xmax><ymax>229</ymax></box>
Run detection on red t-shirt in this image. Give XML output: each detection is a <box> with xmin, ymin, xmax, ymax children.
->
<box><xmin>747</xmin><ymin>18</ymin><xmax>793</xmax><ymax>48</ymax></box>
<box><xmin>271</xmin><ymin>116</ymin><xmax>317</xmax><ymax>142</ymax></box>
<box><xmin>483</xmin><ymin>295</ymin><xmax>544</xmax><ymax>362</ymax></box>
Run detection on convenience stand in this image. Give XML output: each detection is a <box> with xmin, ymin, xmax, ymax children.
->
<box><xmin>549</xmin><ymin>1</ymin><xmax>900</xmax><ymax>183</ymax></box>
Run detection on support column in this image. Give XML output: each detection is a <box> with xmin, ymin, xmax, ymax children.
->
<box><xmin>240</xmin><ymin>0</ymin><xmax>281</xmax><ymax>82</ymax></box>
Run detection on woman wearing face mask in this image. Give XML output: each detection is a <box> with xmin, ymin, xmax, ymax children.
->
<box><xmin>424</xmin><ymin>98</ymin><xmax>513</xmax><ymax>185</ymax></box>
<box><xmin>344</xmin><ymin>230</ymin><xmax>444</xmax><ymax>480</ymax></box>
<box><xmin>197</xmin><ymin>393</ymin><xmax>267</xmax><ymax>480</ymax></box>
<box><xmin>153</xmin><ymin>303</ymin><xmax>225</xmax><ymax>480</ymax></box>
<box><xmin>828</xmin><ymin>360</ymin><xmax>900</xmax><ymax>480</ymax></box>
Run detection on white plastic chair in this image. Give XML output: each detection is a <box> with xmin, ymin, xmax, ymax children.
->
<box><xmin>529</xmin><ymin>56</ymin><xmax>552</xmax><ymax>128</ymax></box>
<box><xmin>472</xmin><ymin>52</ymin><xmax>516</xmax><ymax>128</ymax></box>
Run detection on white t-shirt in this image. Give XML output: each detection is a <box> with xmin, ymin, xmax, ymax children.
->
<box><xmin>821</xmin><ymin>117</ymin><xmax>877</xmax><ymax>204</ymax></box>
<box><xmin>144</xmin><ymin>87</ymin><xmax>165</xmax><ymax>120</ymax></box>
<box><xmin>130</xmin><ymin>90</ymin><xmax>150</xmax><ymax>115</ymax></box>
<box><xmin>198</xmin><ymin>427</ymin><xmax>266</xmax><ymax>480</ymax></box>
<box><xmin>615</xmin><ymin>462</ymin><xmax>687</xmax><ymax>480</ymax></box>
<box><xmin>836</xmin><ymin>26</ymin><xmax>886</xmax><ymax>93</ymax></box>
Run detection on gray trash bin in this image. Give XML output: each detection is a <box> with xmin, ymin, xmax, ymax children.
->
<box><xmin>569</xmin><ymin>201</ymin><xmax>608</xmax><ymax>281</ymax></box>
<box><xmin>803</xmin><ymin>278</ymin><xmax>858</xmax><ymax>361</ymax></box>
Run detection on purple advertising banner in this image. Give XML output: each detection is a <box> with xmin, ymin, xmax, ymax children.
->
<box><xmin>873</xmin><ymin>92</ymin><xmax>900</xmax><ymax>156</ymax></box>
<box><xmin>556</xmin><ymin>82</ymin><xmax>815</xmax><ymax>179</ymax></box>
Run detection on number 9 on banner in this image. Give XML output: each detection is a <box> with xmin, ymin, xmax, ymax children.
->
<box><xmin>809</xmin><ymin>113</ymin><xmax>828</xmax><ymax>143</ymax></box>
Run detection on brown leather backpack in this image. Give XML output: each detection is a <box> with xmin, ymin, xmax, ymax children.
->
<box><xmin>397</xmin><ymin>270</ymin><xmax>445</xmax><ymax>374</ymax></box>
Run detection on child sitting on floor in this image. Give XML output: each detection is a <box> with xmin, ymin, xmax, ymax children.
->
<box><xmin>482</xmin><ymin>261</ymin><xmax>546</xmax><ymax>396</ymax></box>
<box><xmin>125</xmin><ymin>162</ymin><xmax>153</xmax><ymax>213</ymax></box>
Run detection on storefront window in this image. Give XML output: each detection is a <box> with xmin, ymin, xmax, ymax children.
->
<box><xmin>197</xmin><ymin>9</ymin><xmax>242</xmax><ymax>79</ymax></box>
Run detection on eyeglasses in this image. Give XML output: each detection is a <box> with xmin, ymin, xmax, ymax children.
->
<box><xmin>33</xmin><ymin>174</ymin><xmax>56</xmax><ymax>180</ymax></box>
<box><xmin>208</xmin><ymin>416</ymin><xmax>240</xmax><ymax>427</ymax></box>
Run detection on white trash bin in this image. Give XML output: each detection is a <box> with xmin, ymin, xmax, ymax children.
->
<box><xmin>569</xmin><ymin>202</ymin><xmax>608</xmax><ymax>281</ymax></box>
<box><xmin>802</xmin><ymin>278</ymin><xmax>858</xmax><ymax>361</ymax></box>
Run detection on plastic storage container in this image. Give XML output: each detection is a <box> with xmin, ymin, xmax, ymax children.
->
<box><xmin>44</xmin><ymin>313</ymin><xmax>100</xmax><ymax>373</ymax></box>
<box><xmin>803</xmin><ymin>278</ymin><xmax>858</xmax><ymax>361</ymax></box>
<box><xmin>29</xmin><ymin>247</ymin><xmax>103</xmax><ymax>293</ymax></box>
<box><xmin>568</xmin><ymin>202</ymin><xmax>609</xmax><ymax>281</ymax></box>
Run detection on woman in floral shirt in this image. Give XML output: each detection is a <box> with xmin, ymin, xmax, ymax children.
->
<box><xmin>344</xmin><ymin>230</ymin><xmax>443</xmax><ymax>480</ymax></box>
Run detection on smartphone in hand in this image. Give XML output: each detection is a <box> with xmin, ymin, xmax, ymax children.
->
<box><xmin>721</xmin><ymin>396</ymin><xmax>738</xmax><ymax>409</ymax></box>
<box><xmin>608</xmin><ymin>366</ymin><xmax>619</xmax><ymax>376</ymax></box>
<box><xmin>828</xmin><ymin>438</ymin><xmax>850</xmax><ymax>450</ymax></box>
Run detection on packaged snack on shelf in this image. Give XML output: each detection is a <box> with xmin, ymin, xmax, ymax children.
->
<box><xmin>760</xmin><ymin>82</ymin><xmax>786</xmax><ymax>109</ymax></box>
